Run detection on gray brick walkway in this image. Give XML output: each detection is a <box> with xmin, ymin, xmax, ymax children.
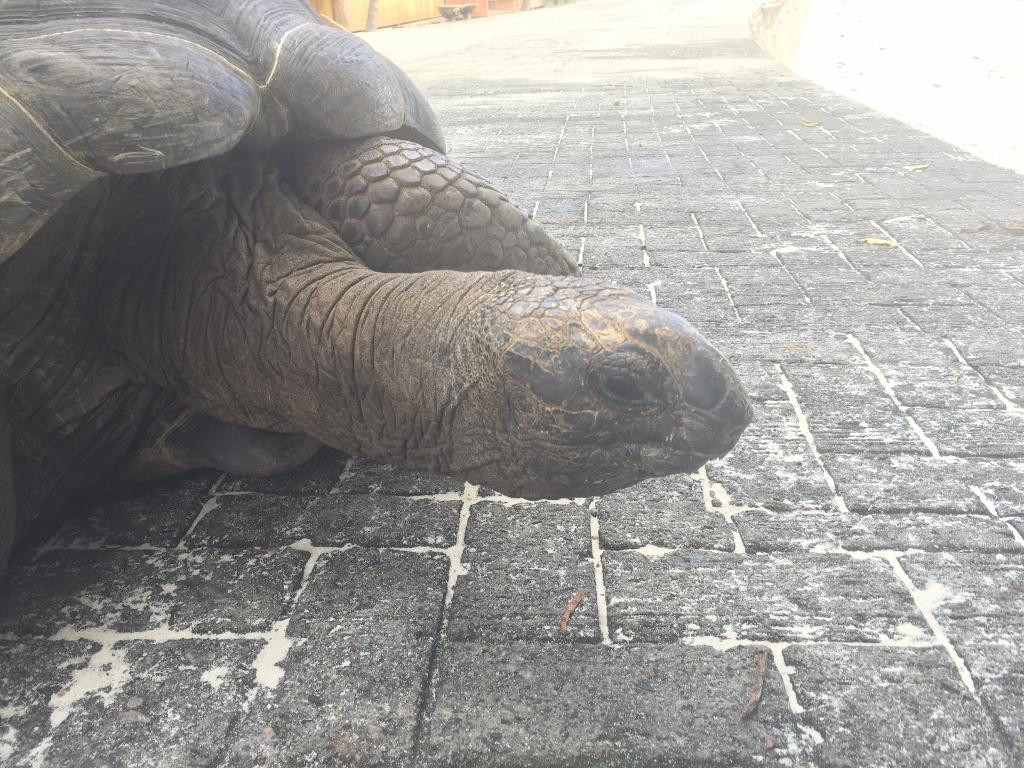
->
<box><xmin>3</xmin><ymin>0</ymin><xmax>1024</xmax><ymax>765</ymax></box>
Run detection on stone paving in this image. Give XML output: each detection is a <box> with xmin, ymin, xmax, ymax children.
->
<box><xmin>3</xmin><ymin>0</ymin><xmax>1024</xmax><ymax>765</ymax></box>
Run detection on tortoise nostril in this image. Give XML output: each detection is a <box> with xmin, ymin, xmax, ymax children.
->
<box><xmin>680</xmin><ymin>351</ymin><xmax>730</xmax><ymax>411</ymax></box>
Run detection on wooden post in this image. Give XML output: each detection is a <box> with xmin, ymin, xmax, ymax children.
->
<box><xmin>331</xmin><ymin>0</ymin><xmax>350</xmax><ymax>28</ymax></box>
<box><xmin>365</xmin><ymin>0</ymin><xmax>380</xmax><ymax>30</ymax></box>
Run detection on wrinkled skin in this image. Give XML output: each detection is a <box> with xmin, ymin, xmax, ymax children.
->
<box><xmin>0</xmin><ymin>137</ymin><xmax>752</xmax><ymax>556</ymax></box>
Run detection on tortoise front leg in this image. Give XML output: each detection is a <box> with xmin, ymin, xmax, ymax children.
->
<box><xmin>281</xmin><ymin>137</ymin><xmax>577</xmax><ymax>276</ymax></box>
<box><xmin>113</xmin><ymin>400</ymin><xmax>322</xmax><ymax>488</ymax></box>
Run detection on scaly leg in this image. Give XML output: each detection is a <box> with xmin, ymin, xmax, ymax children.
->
<box><xmin>280</xmin><ymin>137</ymin><xmax>578</xmax><ymax>276</ymax></box>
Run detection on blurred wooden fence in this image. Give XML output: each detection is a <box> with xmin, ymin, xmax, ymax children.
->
<box><xmin>310</xmin><ymin>0</ymin><xmax>448</xmax><ymax>31</ymax></box>
<box><xmin>310</xmin><ymin>0</ymin><xmax>557</xmax><ymax>32</ymax></box>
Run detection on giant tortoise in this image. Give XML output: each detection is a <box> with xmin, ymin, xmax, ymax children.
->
<box><xmin>0</xmin><ymin>0</ymin><xmax>753</xmax><ymax>571</ymax></box>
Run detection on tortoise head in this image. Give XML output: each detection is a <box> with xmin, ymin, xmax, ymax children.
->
<box><xmin>446</xmin><ymin>274</ymin><xmax>753</xmax><ymax>498</ymax></box>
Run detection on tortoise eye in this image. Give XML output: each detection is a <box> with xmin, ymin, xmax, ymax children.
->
<box><xmin>599</xmin><ymin>371</ymin><xmax>651</xmax><ymax>406</ymax></box>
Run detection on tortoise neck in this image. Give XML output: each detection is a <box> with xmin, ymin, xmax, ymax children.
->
<box><xmin>96</xmin><ymin>156</ymin><xmax>491</xmax><ymax>470</ymax></box>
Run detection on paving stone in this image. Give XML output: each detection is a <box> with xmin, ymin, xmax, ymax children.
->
<box><xmin>979</xmin><ymin>365</ymin><xmax>1024</xmax><ymax>407</ymax></box>
<box><xmin>736</xmin><ymin>508</ymin><xmax>1018</xmax><ymax>554</ymax></box>
<box><xmin>52</xmin><ymin>472</ymin><xmax>217</xmax><ymax>549</ymax></box>
<box><xmin>707</xmin><ymin>400</ymin><xmax>835</xmax><ymax>511</ymax></box>
<box><xmin>44</xmin><ymin>640</ymin><xmax>262</xmax><ymax>768</ymax></box>
<box><xmin>448</xmin><ymin>500</ymin><xmax>599</xmax><ymax>642</ymax></box>
<box><xmin>908</xmin><ymin>408</ymin><xmax>1024</xmax><ymax>458</ymax></box>
<box><xmin>707</xmin><ymin>328</ymin><xmax>860</xmax><ymax>365</ymax></box>
<box><xmin>287</xmin><ymin>548</ymin><xmax>447</xmax><ymax>640</ymax></box>
<box><xmin>0</xmin><ymin>548</ymin><xmax>305</xmax><ymax>635</ymax></box>
<box><xmin>187</xmin><ymin>492</ymin><xmax>461</xmax><ymax>549</ymax></box>
<box><xmin>783</xmin><ymin>363</ymin><xmax>930</xmax><ymax>454</ymax></box>
<box><xmin>970</xmin><ymin>460</ymin><xmax>1024</xmax><ymax>517</ymax></box>
<box><xmin>0</xmin><ymin>639</ymin><xmax>97</xmax><ymax>765</ymax></box>
<box><xmin>822</xmin><ymin>453</ymin><xmax>984</xmax><ymax>514</ymax></box>
<box><xmin>718</xmin><ymin>265</ymin><xmax>810</xmax><ymax>309</ymax></box>
<box><xmin>572</xmin><ymin>226</ymin><xmax>644</xmax><ymax>272</ymax></box>
<box><xmin>951</xmin><ymin>641</ymin><xmax>1024</xmax><ymax>758</ymax></box>
<box><xmin>899</xmin><ymin>553</ymin><xmax>1024</xmax><ymax>642</ymax></box>
<box><xmin>603</xmin><ymin>550</ymin><xmax>927</xmax><ymax>644</ymax></box>
<box><xmin>332</xmin><ymin>456</ymin><xmax>464</xmax><ymax>496</ymax></box>
<box><xmin>421</xmin><ymin>641</ymin><xmax>812</xmax><ymax>767</ymax></box>
<box><xmin>227</xmin><ymin>632</ymin><xmax>430</xmax><ymax>768</ymax></box>
<box><xmin>879</xmin><ymin>364</ymin><xmax>1002</xmax><ymax>409</ymax></box>
<box><xmin>226</xmin><ymin>549</ymin><xmax>447</xmax><ymax>767</ymax></box>
<box><xmin>592</xmin><ymin>474</ymin><xmax>734</xmax><ymax>551</ymax></box>
<box><xmin>898</xmin><ymin>551</ymin><xmax>1024</xmax><ymax>755</ymax></box>
<box><xmin>918</xmin><ymin>329</ymin><xmax>1024</xmax><ymax>371</ymax></box>
<box><xmin>642</xmin><ymin>225</ymin><xmax>713</xmax><ymax>261</ymax></box>
<box><xmin>854</xmin><ymin>327</ymin><xmax>962</xmax><ymax>367</ymax></box>
<box><xmin>786</xmin><ymin>645</ymin><xmax>1010</xmax><ymax>768</ymax></box>
<box><xmin>608</xmin><ymin>265</ymin><xmax>738</xmax><ymax>326</ymax></box>
<box><xmin>726</xmin><ymin>359</ymin><xmax>790</xmax><ymax>401</ymax></box>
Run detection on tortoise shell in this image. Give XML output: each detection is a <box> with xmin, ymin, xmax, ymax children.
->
<box><xmin>0</xmin><ymin>0</ymin><xmax>444</xmax><ymax>264</ymax></box>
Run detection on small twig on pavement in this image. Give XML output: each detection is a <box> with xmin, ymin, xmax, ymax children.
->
<box><xmin>741</xmin><ymin>649</ymin><xmax>769</xmax><ymax>721</ymax></box>
<box><xmin>560</xmin><ymin>591</ymin><xmax>589</xmax><ymax>635</ymax></box>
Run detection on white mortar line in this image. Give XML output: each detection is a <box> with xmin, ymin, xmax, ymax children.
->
<box><xmin>960</xmin><ymin>291</ymin><xmax>1024</xmax><ymax>341</ymax></box>
<box><xmin>443</xmin><ymin>483</ymin><xmax>476</xmax><ymax>609</ymax></box>
<box><xmin>647</xmin><ymin>280</ymin><xmax>660</xmax><ymax>305</ymax></box>
<box><xmin>870</xmin><ymin>220</ymin><xmax>925</xmax><ymax>268</ymax></box>
<box><xmin>611</xmin><ymin>543</ymin><xmax>677</xmax><ymax>559</ymax></box>
<box><xmin>923</xmin><ymin>214</ymin><xmax>971</xmax><ymax>250</ymax></box>
<box><xmin>778</xmin><ymin>365</ymin><xmax>851</xmax><ymax>514</ymax></box>
<box><xmin>944</xmin><ymin>338</ymin><xmax>1023</xmax><ymax>414</ymax></box>
<box><xmin>208</xmin><ymin>473</ymin><xmax>228</xmax><ymax>496</ymax></box>
<box><xmin>845</xmin><ymin>334</ymin><xmax>941</xmax><ymax>457</ymax></box>
<box><xmin>897</xmin><ymin>306</ymin><xmax>925</xmax><ymax>331</ymax></box>
<box><xmin>1003</xmin><ymin>268</ymin><xmax>1024</xmax><ymax>288</ymax></box>
<box><xmin>970</xmin><ymin>486</ymin><xmax>1024</xmax><ymax>548</ymax></box>
<box><xmin>714</xmin><ymin>267</ymin><xmax>742</xmax><ymax>323</ymax></box>
<box><xmin>246</xmin><ymin>539</ymin><xmax>333</xmax><ymax>698</ymax></box>
<box><xmin>674</xmin><ymin>634</ymin><xmax>940</xmax><ymax>650</ymax></box>
<box><xmin>818</xmin><ymin>232</ymin><xmax>865</xmax><ymax>277</ymax></box>
<box><xmin>588</xmin><ymin>510</ymin><xmax>612</xmax><ymax>645</ymax></box>
<box><xmin>328</xmin><ymin>456</ymin><xmax>356</xmax><ymax>493</ymax></box>
<box><xmin>679</xmin><ymin>117</ymin><xmax>723</xmax><ymax>180</ymax></box>
<box><xmin>770</xmin><ymin>644</ymin><xmax>805</xmax><ymax>715</ymax></box>
<box><xmin>176</xmin><ymin>495</ymin><xmax>222</xmax><ymax>549</ymax></box>
<box><xmin>638</xmin><ymin>224</ymin><xmax>650</xmax><ymax>267</ymax></box>
<box><xmin>689</xmin><ymin>211</ymin><xmax>709</xmax><ymax>251</ymax></box>
<box><xmin>769</xmin><ymin>248</ymin><xmax>814</xmax><ymax>306</ymax></box>
<box><xmin>401</xmin><ymin>490</ymin><xmax>465</xmax><ymax>503</ymax></box>
<box><xmin>699</xmin><ymin>467</ymin><xmax>745</xmax><ymax>554</ymax></box>
<box><xmin>882</xmin><ymin>553</ymin><xmax>977</xmax><ymax>695</ymax></box>
<box><xmin>587</xmin><ymin>125</ymin><xmax>594</xmax><ymax>184</ymax></box>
